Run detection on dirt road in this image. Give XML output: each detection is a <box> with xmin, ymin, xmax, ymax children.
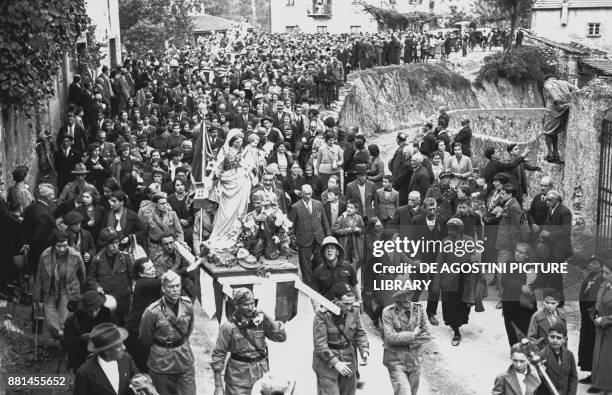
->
<box><xmin>189</xmin><ymin>127</ymin><xmax>591</xmax><ymax>394</ymax></box>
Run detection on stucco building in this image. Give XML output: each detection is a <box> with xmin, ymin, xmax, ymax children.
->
<box><xmin>270</xmin><ymin>0</ymin><xmax>474</xmax><ymax>34</ymax></box>
<box><xmin>531</xmin><ymin>0</ymin><xmax>612</xmax><ymax>54</ymax></box>
<box><xmin>271</xmin><ymin>0</ymin><xmax>379</xmax><ymax>34</ymax></box>
<box><xmin>85</xmin><ymin>0</ymin><xmax>122</xmax><ymax>69</ymax></box>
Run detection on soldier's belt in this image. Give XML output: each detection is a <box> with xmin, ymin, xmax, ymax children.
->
<box><xmin>230</xmin><ymin>350</ymin><xmax>268</xmax><ymax>363</ymax></box>
<box><xmin>153</xmin><ymin>338</ymin><xmax>185</xmax><ymax>348</ymax></box>
<box><xmin>328</xmin><ymin>343</ymin><xmax>351</xmax><ymax>350</ymax></box>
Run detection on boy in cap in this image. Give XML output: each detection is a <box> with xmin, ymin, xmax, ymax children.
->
<box><xmin>64</xmin><ymin>210</ymin><xmax>96</xmax><ymax>267</ymax></box>
<box><xmin>381</xmin><ymin>274</ymin><xmax>432</xmax><ymax>395</ymax></box>
<box><xmin>139</xmin><ymin>270</ymin><xmax>196</xmax><ymax>395</ymax></box>
<box><xmin>211</xmin><ymin>287</ymin><xmax>287</xmax><ymax>395</ymax></box>
<box><xmin>74</xmin><ymin>323</ymin><xmax>138</xmax><ymax>395</ymax></box>
<box><xmin>312</xmin><ymin>282</ymin><xmax>369</xmax><ymax>395</ymax></box>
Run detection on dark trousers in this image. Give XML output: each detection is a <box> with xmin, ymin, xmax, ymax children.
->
<box><xmin>412</xmin><ymin>274</ymin><xmax>439</xmax><ymax>316</ymax></box>
<box><xmin>502</xmin><ymin>301</ymin><xmax>536</xmax><ymax>346</ymax></box>
<box><xmin>125</xmin><ymin>330</ymin><xmax>149</xmax><ymax>373</ymax></box>
<box><xmin>298</xmin><ymin>241</ymin><xmax>321</xmax><ymax>288</ymax></box>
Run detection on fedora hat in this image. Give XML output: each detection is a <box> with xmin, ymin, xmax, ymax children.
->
<box><xmin>86</xmin><ymin>323</ymin><xmax>128</xmax><ymax>353</ymax></box>
<box><xmin>78</xmin><ymin>290</ymin><xmax>106</xmax><ymax>312</ymax></box>
<box><xmin>354</xmin><ymin>163</ymin><xmax>368</xmax><ymax>176</ymax></box>
<box><xmin>71</xmin><ymin>163</ymin><xmax>89</xmax><ymax>174</ymax></box>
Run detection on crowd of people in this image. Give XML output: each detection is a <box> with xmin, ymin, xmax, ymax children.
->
<box><xmin>0</xmin><ymin>26</ymin><xmax>610</xmax><ymax>395</ymax></box>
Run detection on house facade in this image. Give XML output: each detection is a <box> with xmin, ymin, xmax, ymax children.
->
<box><xmin>271</xmin><ymin>0</ymin><xmax>379</xmax><ymax>34</ymax></box>
<box><xmin>270</xmin><ymin>0</ymin><xmax>474</xmax><ymax>34</ymax></box>
<box><xmin>531</xmin><ymin>0</ymin><xmax>612</xmax><ymax>53</ymax></box>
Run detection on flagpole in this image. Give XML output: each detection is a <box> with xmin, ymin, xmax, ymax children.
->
<box><xmin>199</xmin><ymin>120</ymin><xmax>206</xmax><ymax>252</ymax></box>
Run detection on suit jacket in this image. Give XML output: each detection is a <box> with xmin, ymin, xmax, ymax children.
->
<box><xmin>528</xmin><ymin>193</ymin><xmax>548</xmax><ymax>226</ymax></box>
<box><xmin>527</xmin><ymin>308</ymin><xmax>567</xmax><ymax>343</ymax></box>
<box><xmin>408</xmin><ymin>166</ymin><xmax>431</xmax><ymax>201</ymax></box>
<box><xmin>542</xmin><ymin>203</ymin><xmax>572</xmax><ymax>260</ymax></box>
<box><xmin>509</xmin><ymin>160</ymin><xmax>540</xmax><ymax>197</ymax></box>
<box><xmin>231</xmin><ymin>113</ymin><xmax>256</xmax><ymax>131</ymax></box>
<box><xmin>535</xmin><ymin>346</ymin><xmax>577</xmax><ymax>395</ymax></box>
<box><xmin>323</xmin><ymin>200</ymin><xmax>346</xmax><ymax>229</ymax></box>
<box><xmin>482</xmin><ymin>156</ymin><xmax>525</xmax><ymax>193</ymax></box>
<box><xmin>139</xmin><ymin>102</ymin><xmax>160</xmax><ymax>118</ymax></box>
<box><xmin>345</xmin><ymin>180</ymin><xmax>378</xmax><ymax>218</ymax></box>
<box><xmin>376</xmin><ymin>188</ymin><xmax>399</xmax><ymax>221</ymax></box>
<box><xmin>289</xmin><ymin>199</ymin><xmax>330</xmax><ymax>247</ymax></box>
<box><xmin>411</xmin><ymin>213</ymin><xmax>448</xmax><ymax>262</ymax></box>
<box><xmin>73</xmin><ymin>353</ymin><xmax>138</xmax><ymax>395</ymax></box>
<box><xmin>492</xmin><ymin>365</ymin><xmax>541</xmax><ymax>395</ymax></box>
<box><xmin>58</xmin><ymin>124</ymin><xmax>88</xmax><ymax>154</ymax></box>
<box><xmin>390</xmin><ymin>205</ymin><xmax>425</xmax><ymax>238</ymax></box>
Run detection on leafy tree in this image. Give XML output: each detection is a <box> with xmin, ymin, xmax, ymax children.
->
<box><xmin>472</xmin><ymin>0</ymin><xmax>534</xmax><ymax>51</ymax></box>
<box><xmin>119</xmin><ymin>0</ymin><xmax>194</xmax><ymax>58</ymax></box>
<box><xmin>0</xmin><ymin>0</ymin><xmax>91</xmax><ymax>111</ymax></box>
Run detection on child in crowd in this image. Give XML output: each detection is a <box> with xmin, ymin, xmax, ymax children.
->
<box><xmin>528</xmin><ymin>288</ymin><xmax>568</xmax><ymax>344</ymax></box>
<box><xmin>535</xmin><ymin>321</ymin><xmax>578</xmax><ymax>395</ymax></box>
<box><xmin>332</xmin><ymin>199</ymin><xmax>364</xmax><ymax>270</ymax></box>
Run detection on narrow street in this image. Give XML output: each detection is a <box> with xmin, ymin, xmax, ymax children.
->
<box><xmin>188</xmin><ymin>128</ymin><xmax>591</xmax><ymax>394</ymax></box>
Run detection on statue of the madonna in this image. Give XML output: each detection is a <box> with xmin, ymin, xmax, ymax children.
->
<box><xmin>207</xmin><ymin>129</ymin><xmax>258</xmax><ymax>249</ymax></box>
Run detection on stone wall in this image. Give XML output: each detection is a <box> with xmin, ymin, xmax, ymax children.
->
<box><xmin>563</xmin><ymin>80</ymin><xmax>612</xmax><ymax>238</ymax></box>
<box><xmin>445</xmin><ymin>107</ymin><xmax>564</xmax><ymax>202</ymax></box>
<box><xmin>338</xmin><ymin>63</ymin><xmax>544</xmax><ymax>135</ymax></box>
<box><xmin>0</xmin><ymin>105</ymin><xmax>41</xmax><ymax>191</ymax></box>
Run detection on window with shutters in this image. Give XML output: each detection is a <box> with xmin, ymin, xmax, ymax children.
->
<box><xmin>317</xmin><ymin>26</ymin><xmax>328</xmax><ymax>33</ymax></box>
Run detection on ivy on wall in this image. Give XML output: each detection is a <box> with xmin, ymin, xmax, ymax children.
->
<box><xmin>0</xmin><ymin>0</ymin><xmax>98</xmax><ymax>113</ymax></box>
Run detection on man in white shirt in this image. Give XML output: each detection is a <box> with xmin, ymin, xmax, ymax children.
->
<box><xmin>74</xmin><ymin>323</ymin><xmax>138</xmax><ymax>395</ymax></box>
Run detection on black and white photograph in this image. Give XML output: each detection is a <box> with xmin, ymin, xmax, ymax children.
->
<box><xmin>1</xmin><ymin>0</ymin><xmax>612</xmax><ymax>394</ymax></box>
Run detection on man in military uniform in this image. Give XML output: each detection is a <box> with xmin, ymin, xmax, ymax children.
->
<box><xmin>142</xmin><ymin>192</ymin><xmax>184</xmax><ymax>257</ymax></box>
<box><xmin>313</xmin><ymin>283</ymin><xmax>369</xmax><ymax>395</ymax></box>
<box><xmin>86</xmin><ymin>227</ymin><xmax>134</xmax><ymax>325</ymax></box>
<box><xmin>139</xmin><ymin>270</ymin><xmax>196</xmax><ymax>395</ymax></box>
<box><xmin>151</xmin><ymin>235</ymin><xmax>198</xmax><ymax>301</ymax></box>
<box><xmin>211</xmin><ymin>288</ymin><xmax>287</xmax><ymax>395</ymax></box>
<box><xmin>425</xmin><ymin>170</ymin><xmax>457</xmax><ymax>220</ymax></box>
<box><xmin>314</xmin><ymin>236</ymin><xmax>360</xmax><ymax>303</ymax></box>
<box><xmin>381</xmin><ymin>275</ymin><xmax>432</xmax><ymax>395</ymax></box>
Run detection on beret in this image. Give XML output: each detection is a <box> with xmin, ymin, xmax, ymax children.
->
<box><xmin>64</xmin><ymin>211</ymin><xmax>84</xmax><ymax>225</ymax></box>
<box><xmin>330</xmin><ymin>283</ymin><xmax>353</xmax><ymax>300</ymax></box>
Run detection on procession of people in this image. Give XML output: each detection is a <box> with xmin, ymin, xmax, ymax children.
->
<box><xmin>0</xmin><ymin>25</ymin><xmax>611</xmax><ymax>395</ymax></box>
